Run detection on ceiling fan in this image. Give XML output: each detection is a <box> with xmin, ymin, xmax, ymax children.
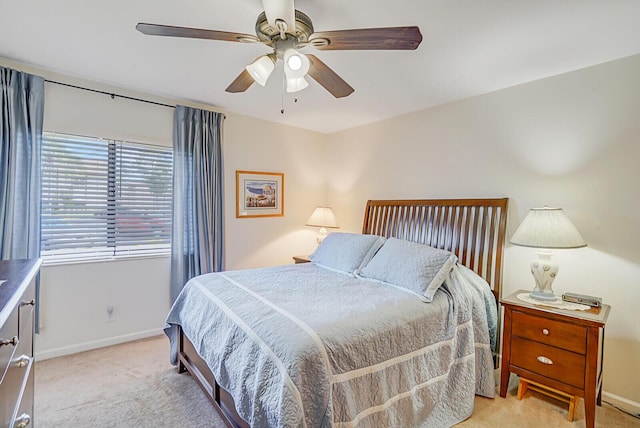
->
<box><xmin>136</xmin><ymin>0</ymin><xmax>422</xmax><ymax>98</ymax></box>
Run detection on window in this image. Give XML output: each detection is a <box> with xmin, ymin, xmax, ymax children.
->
<box><xmin>41</xmin><ymin>133</ymin><xmax>172</xmax><ymax>263</ymax></box>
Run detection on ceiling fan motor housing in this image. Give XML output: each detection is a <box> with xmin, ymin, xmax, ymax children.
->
<box><xmin>255</xmin><ymin>10</ymin><xmax>316</xmax><ymax>46</ymax></box>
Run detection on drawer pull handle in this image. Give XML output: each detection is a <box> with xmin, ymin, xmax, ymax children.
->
<box><xmin>0</xmin><ymin>336</ymin><xmax>18</xmax><ymax>347</ymax></box>
<box><xmin>14</xmin><ymin>355</ymin><xmax>31</xmax><ymax>368</ymax></box>
<box><xmin>21</xmin><ymin>299</ymin><xmax>36</xmax><ymax>307</ymax></box>
<box><xmin>542</xmin><ymin>328</ymin><xmax>549</xmax><ymax>335</ymax></box>
<box><xmin>537</xmin><ymin>356</ymin><xmax>554</xmax><ymax>365</ymax></box>
<box><xmin>15</xmin><ymin>413</ymin><xmax>32</xmax><ymax>428</ymax></box>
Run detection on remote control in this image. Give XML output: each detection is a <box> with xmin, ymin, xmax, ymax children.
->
<box><xmin>562</xmin><ymin>292</ymin><xmax>602</xmax><ymax>308</ymax></box>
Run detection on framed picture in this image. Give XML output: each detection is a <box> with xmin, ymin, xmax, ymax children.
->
<box><xmin>236</xmin><ymin>170</ymin><xmax>284</xmax><ymax>218</ymax></box>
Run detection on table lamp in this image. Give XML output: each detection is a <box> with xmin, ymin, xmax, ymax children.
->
<box><xmin>510</xmin><ymin>207</ymin><xmax>586</xmax><ymax>301</ymax></box>
<box><xmin>306</xmin><ymin>206</ymin><xmax>339</xmax><ymax>244</ymax></box>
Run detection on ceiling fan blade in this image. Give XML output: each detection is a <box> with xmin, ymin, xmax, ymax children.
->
<box><xmin>310</xmin><ymin>26</ymin><xmax>422</xmax><ymax>50</ymax></box>
<box><xmin>306</xmin><ymin>55</ymin><xmax>354</xmax><ymax>98</ymax></box>
<box><xmin>226</xmin><ymin>69</ymin><xmax>255</xmax><ymax>93</ymax></box>
<box><xmin>136</xmin><ymin>23</ymin><xmax>259</xmax><ymax>43</ymax></box>
<box><xmin>261</xmin><ymin>0</ymin><xmax>296</xmax><ymax>33</ymax></box>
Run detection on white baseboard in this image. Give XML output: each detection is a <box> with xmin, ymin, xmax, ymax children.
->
<box><xmin>35</xmin><ymin>328</ymin><xmax>164</xmax><ymax>361</ymax></box>
<box><xmin>602</xmin><ymin>391</ymin><xmax>640</xmax><ymax>416</ymax></box>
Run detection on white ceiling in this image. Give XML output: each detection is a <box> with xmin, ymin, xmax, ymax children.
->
<box><xmin>2</xmin><ymin>0</ymin><xmax>640</xmax><ymax>134</ymax></box>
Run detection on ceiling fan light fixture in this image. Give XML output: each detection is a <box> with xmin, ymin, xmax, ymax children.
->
<box><xmin>286</xmin><ymin>76</ymin><xmax>309</xmax><ymax>93</ymax></box>
<box><xmin>283</xmin><ymin>49</ymin><xmax>310</xmax><ymax>78</ymax></box>
<box><xmin>245</xmin><ymin>54</ymin><xmax>276</xmax><ymax>86</ymax></box>
<box><xmin>288</xmin><ymin>55</ymin><xmax>302</xmax><ymax>71</ymax></box>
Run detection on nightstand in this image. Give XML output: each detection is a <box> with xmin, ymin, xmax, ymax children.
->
<box><xmin>292</xmin><ymin>255</ymin><xmax>311</xmax><ymax>264</ymax></box>
<box><xmin>499</xmin><ymin>290</ymin><xmax>610</xmax><ymax>428</ymax></box>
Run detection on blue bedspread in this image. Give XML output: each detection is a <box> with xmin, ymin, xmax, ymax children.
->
<box><xmin>165</xmin><ymin>263</ymin><xmax>496</xmax><ymax>427</ymax></box>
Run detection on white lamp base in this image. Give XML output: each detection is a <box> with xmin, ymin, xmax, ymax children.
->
<box><xmin>529</xmin><ymin>250</ymin><xmax>560</xmax><ymax>301</ymax></box>
<box><xmin>316</xmin><ymin>227</ymin><xmax>328</xmax><ymax>245</ymax></box>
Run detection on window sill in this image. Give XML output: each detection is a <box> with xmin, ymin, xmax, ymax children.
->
<box><xmin>41</xmin><ymin>252</ymin><xmax>170</xmax><ymax>267</ymax></box>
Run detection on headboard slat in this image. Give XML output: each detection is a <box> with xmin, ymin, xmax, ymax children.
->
<box><xmin>477</xmin><ymin>206</ymin><xmax>488</xmax><ymax>278</ymax></box>
<box><xmin>486</xmin><ymin>207</ymin><xmax>498</xmax><ymax>287</ymax></box>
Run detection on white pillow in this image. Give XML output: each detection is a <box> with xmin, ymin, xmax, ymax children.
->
<box><xmin>359</xmin><ymin>237</ymin><xmax>457</xmax><ymax>302</ymax></box>
<box><xmin>310</xmin><ymin>232</ymin><xmax>386</xmax><ymax>274</ymax></box>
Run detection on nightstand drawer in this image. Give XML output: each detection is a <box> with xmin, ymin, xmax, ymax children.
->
<box><xmin>512</xmin><ymin>311</ymin><xmax>587</xmax><ymax>354</ymax></box>
<box><xmin>511</xmin><ymin>336</ymin><xmax>585</xmax><ymax>389</ymax></box>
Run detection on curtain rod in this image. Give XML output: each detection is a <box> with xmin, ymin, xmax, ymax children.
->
<box><xmin>44</xmin><ymin>79</ymin><xmax>227</xmax><ymax>118</ymax></box>
<box><xmin>45</xmin><ymin>79</ymin><xmax>176</xmax><ymax>109</ymax></box>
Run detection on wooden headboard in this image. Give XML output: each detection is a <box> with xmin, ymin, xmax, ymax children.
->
<box><xmin>362</xmin><ymin>198</ymin><xmax>509</xmax><ymax>300</ymax></box>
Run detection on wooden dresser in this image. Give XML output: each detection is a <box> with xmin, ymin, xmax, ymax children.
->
<box><xmin>0</xmin><ymin>259</ymin><xmax>41</xmax><ymax>428</ymax></box>
<box><xmin>500</xmin><ymin>290</ymin><xmax>610</xmax><ymax>428</ymax></box>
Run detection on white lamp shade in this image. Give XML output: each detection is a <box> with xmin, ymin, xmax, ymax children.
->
<box><xmin>246</xmin><ymin>54</ymin><xmax>275</xmax><ymax>86</ymax></box>
<box><xmin>511</xmin><ymin>207</ymin><xmax>586</xmax><ymax>249</ymax></box>
<box><xmin>286</xmin><ymin>76</ymin><xmax>309</xmax><ymax>93</ymax></box>
<box><xmin>283</xmin><ymin>49</ymin><xmax>310</xmax><ymax>79</ymax></box>
<box><xmin>306</xmin><ymin>206</ymin><xmax>339</xmax><ymax>228</ymax></box>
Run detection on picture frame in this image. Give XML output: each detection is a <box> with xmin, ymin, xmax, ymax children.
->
<box><xmin>236</xmin><ymin>170</ymin><xmax>284</xmax><ymax>218</ymax></box>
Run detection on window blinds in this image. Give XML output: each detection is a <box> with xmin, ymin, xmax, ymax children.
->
<box><xmin>41</xmin><ymin>133</ymin><xmax>172</xmax><ymax>263</ymax></box>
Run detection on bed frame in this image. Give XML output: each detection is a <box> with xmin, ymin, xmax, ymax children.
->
<box><xmin>176</xmin><ymin>198</ymin><xmax>509</xmax><ymax>428</ymax></box>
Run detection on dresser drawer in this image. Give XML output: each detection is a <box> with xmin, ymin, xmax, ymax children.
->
<box><xmin>512</xmin><ymin>311</ymin><xmax>587</xmax><ymax>354</ymax></box>
<box><xmin>12</xmin><ymin>366</ymin><xmax>33</xmax><ymax>428</ymax></box>
<box><xmin>0</xmin><ymin>352</ymin><xmax>32</xmax><ymax>427</ymax></box>
<box><xmin>511</xmin><ymin>336</ymin><xmax>585</xmax><ymax>389</ymax></box>
<box><xmin>0</xmin><ymin>306</ymin><xmax>19</xmax><ymax>384</ymax></box>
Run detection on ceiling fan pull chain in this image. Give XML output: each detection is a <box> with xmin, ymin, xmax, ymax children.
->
<box><xmin>281</xmin><ymin>71</ymin><xmax>285</xmax><ymax>114</ymax></box>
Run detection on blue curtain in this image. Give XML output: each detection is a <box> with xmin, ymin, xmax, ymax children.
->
<box><xmin>0</xmin><ymin>66</ymin><xmax>44</xmax><ymax>330</ymax></box>
<box><xmin>171</xmin><ymin>105</ymin><xmax>224</xmax><ymax>302</ymax></box>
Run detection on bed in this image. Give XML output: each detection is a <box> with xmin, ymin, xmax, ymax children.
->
<box><xmin>165</xmin><ymin>198</ymin><xmax>508</xmax><ymax>427</ymax></box>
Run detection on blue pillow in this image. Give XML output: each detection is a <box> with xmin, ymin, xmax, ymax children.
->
<box><xmin>359</xmin><ymin>238</ymin><xmax>457</xmax><ymax>302</ymax></box>
<box><xmin>310</xmin><ymin>232</ymin><xmax>386</xmax><ymax>274</ymax></box>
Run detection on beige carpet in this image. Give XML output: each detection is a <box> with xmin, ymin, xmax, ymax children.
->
<box><xmin>35</xmin><ymin>335</ymin><xmax>639</xmax><ymax>427</ymax></box>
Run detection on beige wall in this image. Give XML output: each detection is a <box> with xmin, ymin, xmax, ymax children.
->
<box><xmin>223</xmin><ymin>114</ymin><xmax>327</xmax><ymax>270</ymax></box>
<box><xmin>325</xmin><ymin>54</ymin><xmax>640</xmax><ymax>409</ymax></box>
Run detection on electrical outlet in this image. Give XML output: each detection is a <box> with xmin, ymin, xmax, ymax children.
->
<box><xmin>106</xmin><ymin>305</ymin><xmax>116</xmax><ymax>323</ymax></box>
